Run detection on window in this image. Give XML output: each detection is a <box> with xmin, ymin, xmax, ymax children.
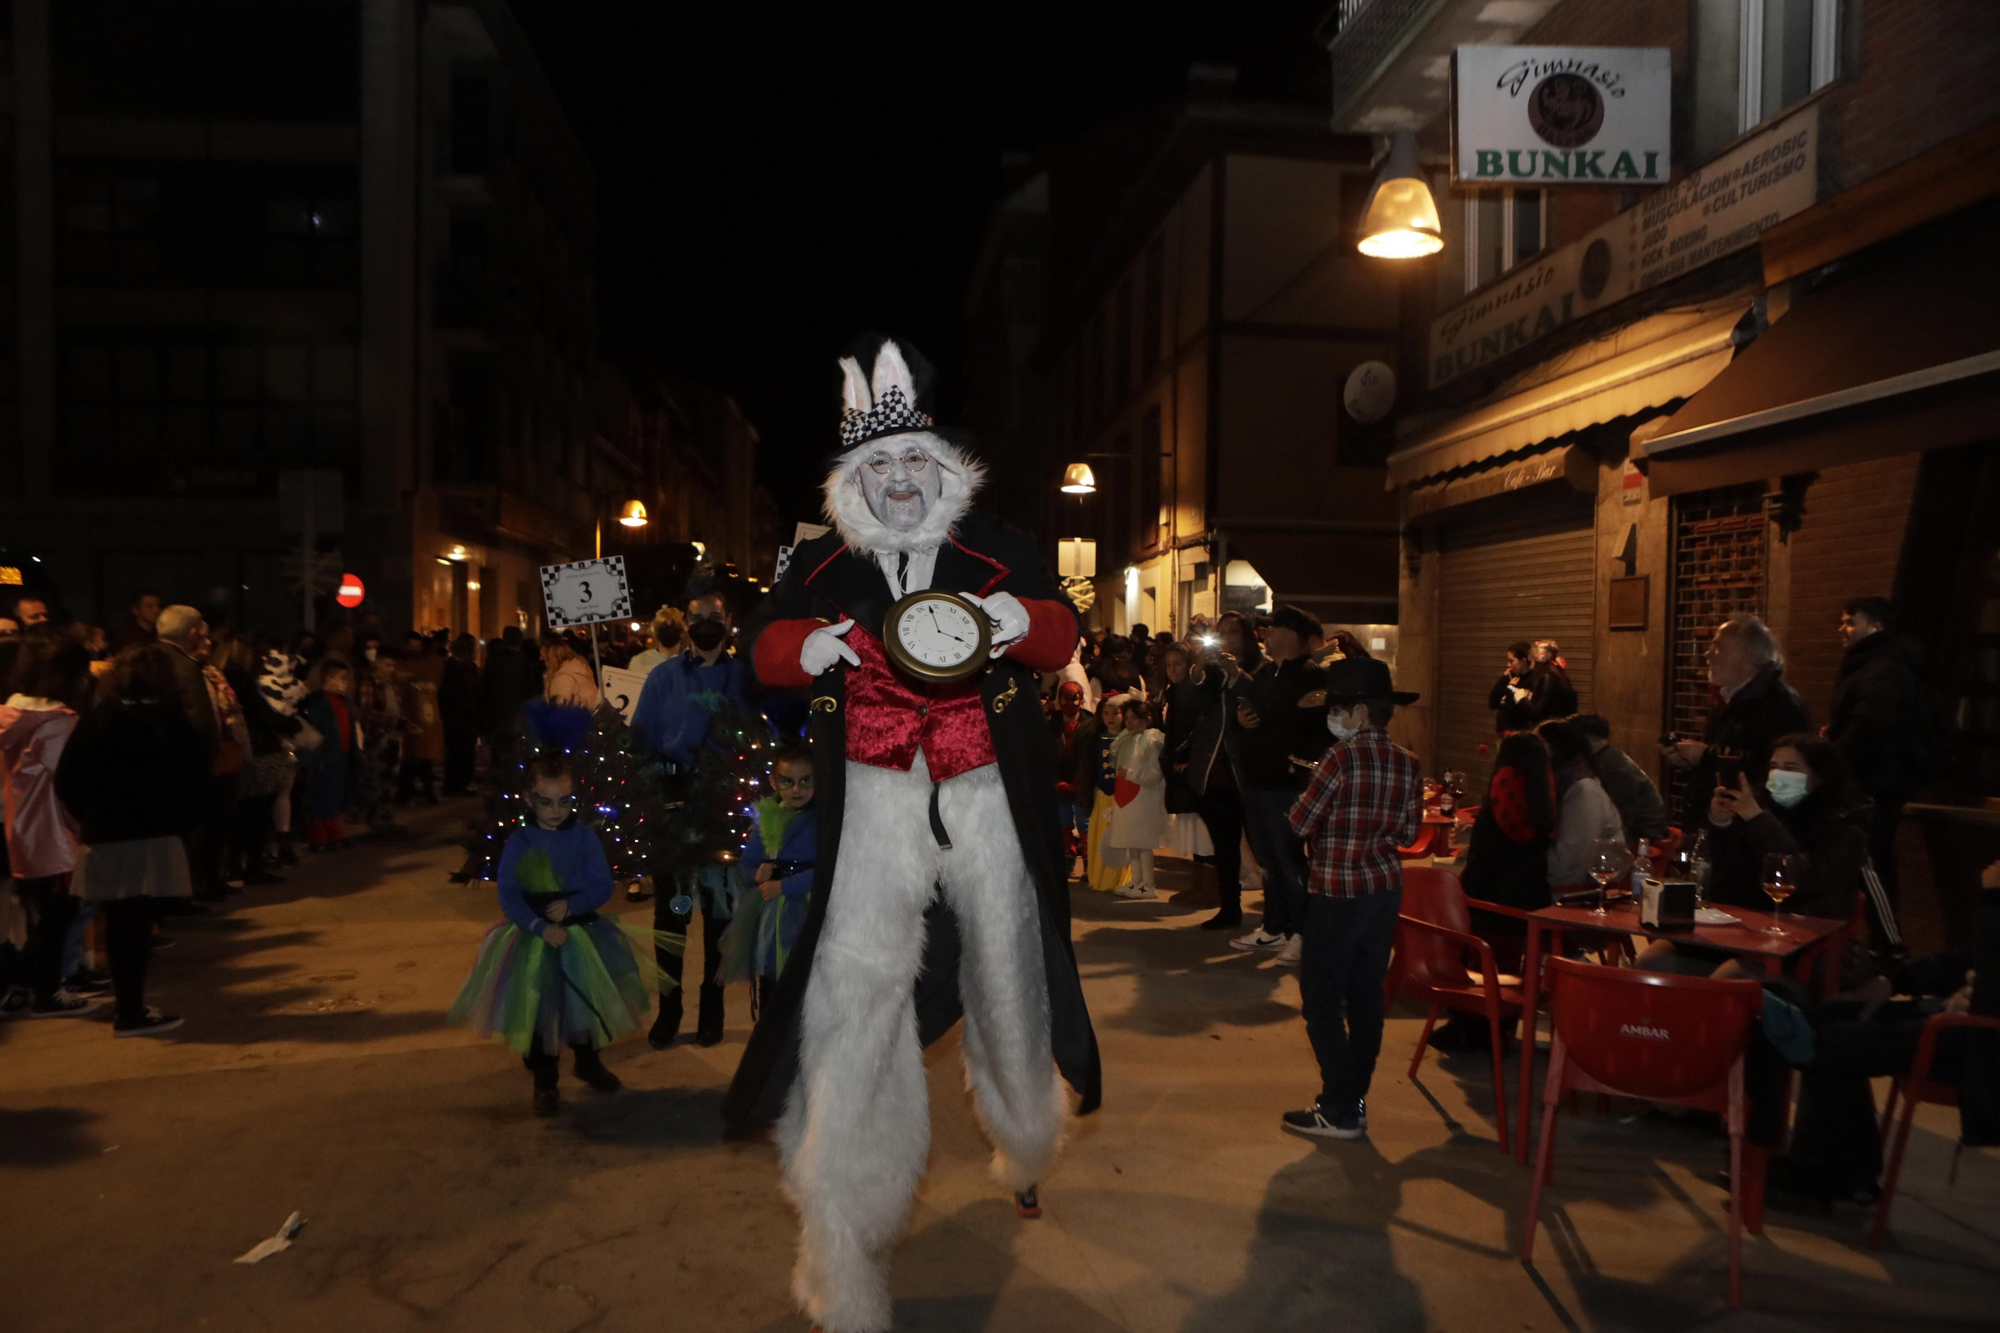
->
<box><xmin>1462</xmin><ymin>188</ymin><xmax>1543</xmax><ymax>292</ymax></box>
<box><xmin>60</xmin><ymin>173</ymin><xmax>159</xmax><ymax>282</ymax></box>
<box><xmin>450</xmin><ymin>70</ymin><xmax>492</xmax><ymax>175</ymax></box>
<box><xmin>1694</xmin><ymin>0</ymin><xmax>1843</xmax><ymax>161</ymax></box>
<box><xmin>1113</xmin><ymin>278</ymin><xmax>1133</xmax><ymax>401</ymax></box>
<box><xmin>1139</xmin><ymin>406</ymin><xmax>1164</xmax><ymax>551</ymax></box>
<box><xmin>58</xmin><ymin>335</ymin><xmax>355</xmax><ymax>494</ymax></box>
<box><xmin>1141</xmin><ymin>237</ymin><xmax>1163</xmax><ymax>375</ymax></box>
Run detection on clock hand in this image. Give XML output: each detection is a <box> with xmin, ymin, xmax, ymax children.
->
<box><xmin>926</xmin><ymin>606</ymin><xmax>967</xmax><ymax>644</ymax></box>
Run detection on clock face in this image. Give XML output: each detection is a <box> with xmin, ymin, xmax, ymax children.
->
<box><xmin>894</xmin><ymin>596</ymin><xmax>984</xmax><ymax>671</ymax></box>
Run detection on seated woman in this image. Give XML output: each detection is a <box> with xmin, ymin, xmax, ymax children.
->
<box><xmin>1539</xmin><ymin>719</ymin><xmax>1625</xmax><ymax>890</ymax></box>
<box><xmin>1461</xmin><ymin>731</ymin><xmax>1558</xmax><ymax>957</ymax></box>
<box><xmin>1437</xmin><ymin>732</ymin><xmax>1556</xmax><ymax>1051</ymax></box>
<box><xmin>1638</xmin><ymin>733</ymin><xmax>1868</xmax><ymax>982</ymax></box>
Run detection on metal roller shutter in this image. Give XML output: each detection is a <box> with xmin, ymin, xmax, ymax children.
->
<box><xmin>1435</xmin><ymin>493</ymin><xmax>1597</xmax><ymax>785</ymax></box>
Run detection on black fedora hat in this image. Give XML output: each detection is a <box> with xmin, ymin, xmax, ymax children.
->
<box><xmin>1324</xmin><ymin>656</ymin><xmax>1420</xmax><ymax>706</ymax></box>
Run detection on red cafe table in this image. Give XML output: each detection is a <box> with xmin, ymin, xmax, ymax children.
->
<box><xmin>1512</xmin><ymin>897</ymin><xmax>1848</xmax><ymax>1187</ymax></box>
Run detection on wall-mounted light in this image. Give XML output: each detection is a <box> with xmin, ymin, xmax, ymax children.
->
<box><xmin>617</xmin><ymin>500</ymin><xmax>649</xmax><ymax>528</ymax></box>
<box><xmin>1357</xmin><ymin>128</ymin><xmax>1443</xmax><ymax>259</ymax></box>
<box><xmin>691</xmin><ymin>540</ymin><xmax>707</xmax><ymax>559</ymax></box>
<box><xmin>1060</xmin><ymin>463</ymin><xmax>1097</xmax><ymax>494</ymax></box>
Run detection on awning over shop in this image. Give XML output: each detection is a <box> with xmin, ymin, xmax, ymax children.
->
<box><xmin>1640</xmin><ymin>202</ymin><xmax>2000</xmax><ymax>496</ymax></box>
<box><xmin>1386</xmin><ymin>296</ymin><xmax>1752</xmax><ymax>489</ymax></box>
<box><xmin>1219</xmin><ymin>525</ymin><xmax>1400</xmax><ymax>621</ymax></box>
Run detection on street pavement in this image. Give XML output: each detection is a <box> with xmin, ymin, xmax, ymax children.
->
<box><xmin>4</xmin><ymin>798</ymin><xmax>1997</xmax><ymax>1332</ymax></box>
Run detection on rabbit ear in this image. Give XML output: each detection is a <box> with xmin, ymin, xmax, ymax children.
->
<box><xmin>838</xmin><ymin>357</ymin><xmax>872</xmax><ymax>415</ymax></box>
<box><xmin>870</xmin><ymin>340</ymin><xmax>916</xmax><ymax>404</ymax></box>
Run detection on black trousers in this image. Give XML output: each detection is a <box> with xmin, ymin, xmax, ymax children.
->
<box><xmin>1866</xmin><ymin>796</ymin><xmax>1907</xmax><ymax>952</ymax></box>
<box><xmin>18</xmin><ymin>876</ymin><xmax>78</xmax><ymax>1005</ymax></box>
<box><xmin>654</xmin><ymin>893</ymin><xmax>726</xmax><ymax>1022</ymax></box>
<box><xmin>1196</xmin><ymin>783</ymin><xmax>1245</xmax><ymax>916</ymax></box>
<box><xmin>1299</xmin><ymin>891</ymin><xmax>1402</xmax><ymax>1111</ymax></box>
<box><xmin>443</xmin><ymin>727</ymin><xmax>477</xmax><ymax>794</ymax></box>
<box><xmin>397</xmin><ymin>758</ymin><xmax>437</xmax><ymax>804</ymax></box>
<box><xmin>1783</xmin><ymin>1000</ymin><xmax>1961</xmax><ymax>1196</ymax></box>
<box><xmin>191</xmin><ymin>775</ymin><xmax>236</xmax><ymax>897</ymax></box>
<box><xmin>102</xmin><ymin>898</ymin><xmax>156</xmax><ymax>1025</ymax></box>
<box><xmin>229</xmin><ymin>792</ymin><xmax>276</xmax><ymax>878</ymax></box>
<box><xmin>523</xmin><ymin>1033</ymin><xmax>602</xmax><ymax>1086</ymax></box>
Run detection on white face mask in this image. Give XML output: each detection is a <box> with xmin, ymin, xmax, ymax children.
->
<box><xmin>1327</xmin><ymin>710</ymin><xmax>1361</xmax><ymax>742</ymax></box>
<box><xmin>1767</xmin><ymin>769</ymin><xmax>1810</xmax><ymax>808</ymax></box>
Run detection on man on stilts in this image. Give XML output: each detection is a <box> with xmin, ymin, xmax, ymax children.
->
<box><xmin>724</xmin><ymin>336</ymin><xmax>1100</xmax><ymax>1333</ymax></box>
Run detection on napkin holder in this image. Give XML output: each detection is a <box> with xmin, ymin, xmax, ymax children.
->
<box><xmin>1641</xmin><ymin>878</ymin><xmax>1697</xmax><ymax>931</ymax></box>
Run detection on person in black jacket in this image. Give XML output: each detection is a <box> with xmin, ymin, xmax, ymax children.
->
<box><xmin>221</xmin><ymin>632</ymin><xmax>301</xmax><ymax>885</ymax></box>
<box><xmin>1830</xmin><ymin>596</ymin><xmax>1933</xmax><ymax>945</ymax></box>
<box><xmin>440</xmin><ymin>634</ymin><xmax>482</xmax><ymax>796</ymax></box>
<box><xmin>1485</xmin><ymin>641</ymin><xmax>1534</xmax><ymax>730</ymax></box>
<box><xmin>1186</xmin><ymin>633</ymin><xmax>1245</xmax><ymax>930</ymax></box>
<box><xmin>53</xmin><ymin>645</ymin><xmax>210</xmax><ymax>1036</ymax></box>
<box><xmin>1524</xmin><ymin>640</ymin><xmax>1579</xmax><ymax>721</ymax></box>
<box><xmin>1663</xmin><ymin>614</ymin><xmax>1812</xmax><ymax>823</ymax></box>
<box><xmin>1221</xmin><ymin>606</ymin><xmax>1328</xmax><ymax>950</ymax></box>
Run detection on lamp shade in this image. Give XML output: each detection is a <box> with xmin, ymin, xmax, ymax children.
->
<box><xmin>1357</xmin><ymin>129</ymin><xmax>1443</xmax><ymax>259</ymax></box>
<box><xmin>1060</xmin><ymin>462</ymin><xmax>1097</xmax><ymax>494</ymax></box>
<box><xmin>617</xmin><ymin>499</ymin><xmax>649</xmax><ymax>527</ymax></box>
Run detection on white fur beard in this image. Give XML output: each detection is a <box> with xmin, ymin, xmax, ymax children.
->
<box><xmin>822</xmin><ymin>431</ymin><xmax>984</xmax><ymax>557</ymax></box>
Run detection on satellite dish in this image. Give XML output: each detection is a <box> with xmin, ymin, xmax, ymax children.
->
<box><xmin>1343</xmin><ymin>361</ymin><xmax>1397</xmax><ymax>424</ymax></box>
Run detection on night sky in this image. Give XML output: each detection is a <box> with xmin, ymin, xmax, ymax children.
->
<box><xmin>509</xmin><ymin>2</ymin><xmax>1331</xmax><ymax>523</ymax></box>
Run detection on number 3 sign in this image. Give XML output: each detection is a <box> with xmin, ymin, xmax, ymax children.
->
<box><xmin>539</xmin><ymin>555</ymin><xmax>633</xmax><ymax>629</ymax></box>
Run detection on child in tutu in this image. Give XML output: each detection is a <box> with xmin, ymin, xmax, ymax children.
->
<box><xmin>719</xmin><ymin>745</ymin><xmax>818</xmax><ymax>1014</ymax></box>
<box><xmin>451</xmin><ymin>753</ymin><xmax>662</xmax><ymax>1116</ymax></box>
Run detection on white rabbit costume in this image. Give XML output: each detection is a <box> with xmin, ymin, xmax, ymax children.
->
<box><xmin>723</xmin><ymin>338</ymin><xmax>1100</xmax><ymax>1333</ymax></box>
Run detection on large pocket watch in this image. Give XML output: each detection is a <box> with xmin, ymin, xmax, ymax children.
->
<box><xmin>884</xmin><ymin>590</ymin><xmax>991</xmax><ymax>683</ymax></box>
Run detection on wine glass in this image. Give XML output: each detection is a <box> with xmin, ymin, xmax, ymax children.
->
<box><xmin>1761</xmin><ymin>852</ymin><xmax>1798</xmax><ymax>936</ymax></box>
<box><xmin>1586</xmin><ymin>836</ymin><xmax>1628</xmax><ymax>917</ymax></box>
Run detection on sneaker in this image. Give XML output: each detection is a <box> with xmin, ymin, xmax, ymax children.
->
<box><xmin>532</xmin><ymin>1084</ymin><xmax>560</xmax><ymax>1117</ymax></box>
<box><xmin>1282</xmin><ymin>1100</ymin><xmax>1366</xmax><ymax>1141</ymax></box>
<box><xmin>1198</xmin><ymin>910</ymin><xmax>1244</xmax><ymax>932</ymax></box>
<box><xmin>28</xmin><ymin>994</ymin><xmax>105</xmax><ymax>1018</ymax></box>
<box><xmin>275</xmin><ymin>843</ymin><xmax>300</xmax><ymax>867</ymax></box>
<box><xmin>1115</xmin><ymin>884</ymin><xmax>1157</xmax><ymax>900</ymax></box>
<box><xmin>1229</xmin><ymin>928</ymin><xmax>1286</xmax><ymax>952</ymax></box>
<box><xmin>0</xmin><ymin>985</ymin><xmax>29</xmax><ymax>1015</ymax></box>
<box><xmin>113</xmin><ymin>1011</ymin><xmax>184</xmax><ymax>1038</ymax></box>
<box><xmin>1274</xmin><ymin>934</ymin><xmax>1303</xmax><ymax>967</ymax></box>
<box><xmin>64</xmin><ymin>969</ymin><xmax>113</xmax><ymax>996</ymax></box>
<box><xmin>1015</xmin><ymin>1186</ymin><xmax>1042</xmax><ymax>1218</ymax></box>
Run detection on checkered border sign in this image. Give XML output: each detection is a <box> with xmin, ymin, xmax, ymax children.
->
<box><xmin>539</xmin><ymin>555</ymin><xmax>632</xmax><ymax>628</ymax></box>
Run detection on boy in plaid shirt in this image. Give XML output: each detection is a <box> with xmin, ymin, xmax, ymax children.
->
<box><xmin>1282</xmin><ymin>657</ymin><xmax>1423</xmax><ymax>1140</ymax></box>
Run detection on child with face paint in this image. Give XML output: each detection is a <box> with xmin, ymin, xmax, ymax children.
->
<box><xmin>450</xmin><ymin>754</ymin><xmax>665</xmax><ymax>1116</ymax></box>
<box><xmin>718</xmin><ymin>745</ymin><xmax>819</xmax><ymax>1013</ymax></box>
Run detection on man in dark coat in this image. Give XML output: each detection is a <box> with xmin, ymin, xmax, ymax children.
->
<box><xmin>721</xmin><ymin>338</ymin><xmax>1097</xmax><ymax>1333</ymax></box>
<box><xmin>1664</xmin><ymin>614</ymin><xmax>1811</xmax><ymax>821</ymax></box>
<box><xmin>1830</xmin><ymin>596</ymin><xmax>1934</xmax><ymax>945</ymax></box>
<box><xmin>1048</xmin><ymin>679</ymin><xmax>1101</xmax><ymax>877</ymax></box>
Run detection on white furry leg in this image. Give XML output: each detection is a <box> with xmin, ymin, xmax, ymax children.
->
<box><xmin>780</xmin><ymin>756</ymin><xmax>940</xmax><ymax>1333</ymax></box>
<box><xmin>937</xmin><ymin>764</ymin><xmax>1066</xmax><ymax>1194</ymax></box>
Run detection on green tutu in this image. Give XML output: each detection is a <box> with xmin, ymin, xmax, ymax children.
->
<box><xmin>450</xmin><ymin>915</ymin><xmax>682</xmax><ymax>1055</ymax></box>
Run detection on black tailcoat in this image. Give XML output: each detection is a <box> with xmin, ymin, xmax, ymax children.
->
<box><xmin>721</xmin><ymin>513</ymin><xmax>1102</xmax><ymax>1133</ymax></box>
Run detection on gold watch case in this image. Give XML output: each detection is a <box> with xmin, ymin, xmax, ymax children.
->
<box><xmin>883</xmin><ymin>589</ymin><xmax>991</xmax><ymax>683</ymax></box>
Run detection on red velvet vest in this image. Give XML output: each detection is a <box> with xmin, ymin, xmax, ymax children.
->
<box><xmin>842</xmin><ymin>627</ymin><xmax>996</xmax><ymax>781</ymax></box>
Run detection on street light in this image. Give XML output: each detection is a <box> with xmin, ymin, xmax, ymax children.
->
<box><xmin>595</xmin><ymin>498</ymin><xmax>650</xmax><ymax>558</ymax></box>
<box><xmin>1060</xmin><ymin>463</ymin><xmax>1097</xmax><ymax>494</ymax></box>
<box><xmin>1357</xmin><ymin>128</ymin><xmax>1442</xmax><ymax>259</ymax></box>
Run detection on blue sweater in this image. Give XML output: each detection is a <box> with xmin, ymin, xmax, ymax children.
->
<box><xmin>496</xmin><ymin>819</ymin><xmax>614</xmax><ymax>938</ymax></box>
<box><xmin>742</xmin><ymin>799</ymin><xmax>817</xmax><ymax>963</ymax></box>
<box><xmin>632</xmin><ymin>652</ymin><xmax>747</xmax><ymax>765</ymax></box>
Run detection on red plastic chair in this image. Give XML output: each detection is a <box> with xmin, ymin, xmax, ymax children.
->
<box><xmin>1392</xmin><ymin>866</ymin><xmax>1528</xmax><ymax>1153</ymax></box>
<box><xmin>1520</xmin><ymin>958</ymin><xmax>1763</xmax><ymax>1308</ymax></box>
<box><xmin>1870</xmin><ymin>1011</ymin><xmax>2000</xmax><ymax>1249</ymax></box>
<box><xmin>1397</xmin><ymin>824</ymin><xmax>1444</xmax><ymax>859</ymax></box>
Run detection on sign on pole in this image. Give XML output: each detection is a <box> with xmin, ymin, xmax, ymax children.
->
<box><xmin>1453</xmin><ymin>46</ymin><xmax>1670</xmax><ymax>186</ymax></box>
<box><xmin>539</xmin><ymin>555</ymin><xmax>633</xmax><ymax>629</ymax></box>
